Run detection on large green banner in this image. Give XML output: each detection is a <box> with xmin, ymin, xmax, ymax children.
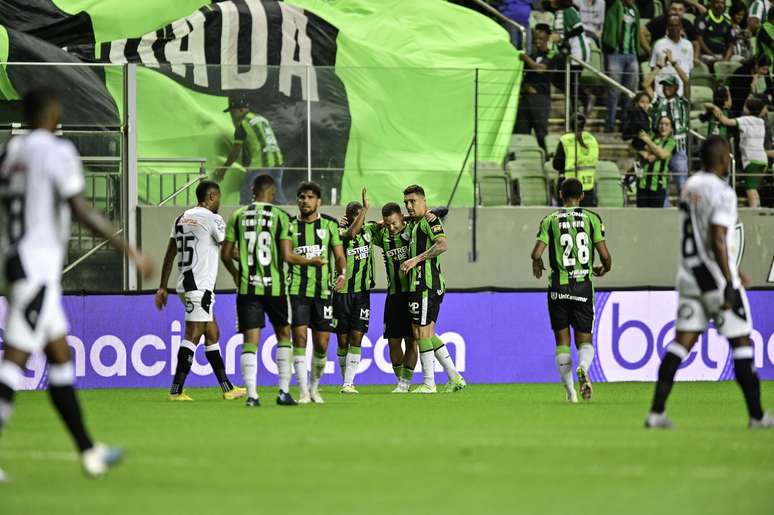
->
<box><xmin>0</xmin><ymin>0</ymin><xmax>521</xmax><ymax>206</ymax></box>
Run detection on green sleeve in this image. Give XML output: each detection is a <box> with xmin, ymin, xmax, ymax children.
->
<box><xmin>425</xmin><ymin>217</ymin><xmax>446</xmax><ymax>242</ymax></box>
<box><xmin>278</xmin><ymin>210</ymin><xmax>291</xmax><ymax>241</ymax></box>
<box><xmin>536</xmin><ymin>216</ymin><xmax>550</xmax><ymax>244</ymax></box>
<box><xmin>225</xmin><ymin>208</ymin><xmax>240</xmax><ymax>242</ymax></box>
<box><xmin>591</xmin><ymin>214</ymin><xmax>605</xmax><ymax>243</ymax></box>
<box><xmin>564</xmin><ymin>8</ymin><xmax>582</xmax><ymax>31</ymax></box>
<box><xmin>329</xmin><ymin>219</ymin><xmax>342</xmax><ymax>246</ymax></box>
<box><xmin>370</xmin><ymin>224</ymin><xmax>385</xmax><ymax>248</ymax></box>
<box><xmin>663</xmin><ymin>138</ymin><xmax>676</xmax><ymax>156</ymax></box>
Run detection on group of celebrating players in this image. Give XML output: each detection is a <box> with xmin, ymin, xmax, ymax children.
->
<box><xmin>154</xmin><ymin>175</ymin><xmax>467</xmax><ymax>406</ymax></box>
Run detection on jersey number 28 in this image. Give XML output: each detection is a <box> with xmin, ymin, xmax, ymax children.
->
<box><xmin>560</xmin><ymin>232</ymin><xmax>590</xmax><ymax>267</ymax></box>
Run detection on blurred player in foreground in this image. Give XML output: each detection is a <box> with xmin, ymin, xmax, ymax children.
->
<box><xmin>0</xmin><ymin>88</ymin><xmax>152</xmax><ymax>480</ymax></box>
<box><xmin>155</xmin><ymin>181</ymin><xmax>246</xmax><ymax>401</ymax></box>
<box><xmin>646</xmin><ymin>136</ymin><xmax>773</xmax><ymax>429</ymax></box>
<box><xmin>531</xmin><ymin>178</ymin><xmax>611</xmax><ymax>403</ymax></box>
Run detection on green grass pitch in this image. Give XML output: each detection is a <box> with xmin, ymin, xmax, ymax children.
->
<box><xmin>2</xmin><ymin>382</ymin><xmax>774</xmax><ymax>515</ymax></box>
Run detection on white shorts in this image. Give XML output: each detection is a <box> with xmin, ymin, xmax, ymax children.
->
<box><xmin>178</xmin><ymin>290</ymin><xmax>215</xmax><ymax>322</ymax></box>
<box><xmin>3</xmin><ymin>279</ymin><xmax>68</xmax><ymax>353</ymax></box>
<box><xmin>676</xmin><ymin>288</ymin><xmax>752</xmax><ymax>339</ymax></box>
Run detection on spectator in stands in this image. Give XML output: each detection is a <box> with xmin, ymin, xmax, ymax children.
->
<box><xmin>576</xmin><ymin>0</ymin><xmax>606</xmax><ymax>47</ymax></box>
<box><xmin>728</xmin><ymin>54</ymin><xmax>773</xmax><ymax>117</ymax></box>
<box><xmin>602</xmin><ymin>0</ymin><xmax>641</xmax><ymax>133</ymax></box>
<box><xmin>635</xmin><ymin>0</ymin><xmax>657</xmax><ymax>19</ymax></box>
<box><xmin>706</xmin><ymin>97</ymin><xmax>774</xmax><ymax>207</ymax></box>
<box><xmin>700</xmin><ymin>85</ymin><xmax>733</xmax><ymax>138</ymax></box>
<box><xmin>550</xmin><ymin>0</ymin><xmax>595</xmax><ymax>114</ymax></box>
<box><xmin>635</xmin><ymin>116</ymin><xmax>676</xmax><ymax>207</ymax></box>
<box><xmin>641</xmin><ymin>1</ymin><xmax>700</xmax><ymax>62</ymax></box>
<box><xmin>643</xmin><ymin>73</ymin><xmax>691</xmax><ymax>197</ymax></box>
<box><xmin>695</xmin><ymin>0</ymin><xmax>735</xmax><ymax>69</ymax></box>
<box><xmin>552</xmin><ymin>112</ymin><xmax>599</xmax><ymax>206</ymax></box>
<box><xmin>756</xmin><ymin>9</ymin><xmax>774</xmax><ymax>67</ymax></box>
<box><xmin>496</xmin><ymin>0</ymin><xmax>533</xmax><ymax>48</ymax></box>
<box><xmin>622</xmin><ymin>91</ymin><xmax>652</xmax><ymax>152</ymax></box>
<box><xmin>216</xmin><ymin>96</ymin><xmax>287</xmax><ymax>204</ymax></box>
<box><xmin>747</xmin><ymin>0</ymin><xmax>772</xmax><ymax>36</ymax></box>
<box><xmin>730</xmin><ymin>2</ymin><xmax>754</xmax><ymax>60</ymax></box>
<box><xmin>516</xmin><ymin>23</ymin><xmax>556</xmax><ymax>154</ymax></box>
<box><xmin>648</xmin><ymin>15</ymin><xmax>694</xmax><ymax>96</ymax></box>
<box><xmin>684</xmin><ymin>0</ymin><xmax>707</xmax><ymax>16</ymax></box>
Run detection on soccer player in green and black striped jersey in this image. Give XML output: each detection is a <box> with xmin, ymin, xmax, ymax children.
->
<box><xmin>288</xmin><ymin>181</ymin><xmax>347</xmax><ymax>404</ymax></box>
<box><xmin>221</xmin><ymin>174</ymin><xmax>323</xmax><ymax>407</ymax></box>
<box><xmin>531</xmin><ymin>178</ymin><xmax>612</xmax><ymax>404</ymax></box>
<box><xmin>332</xmin><ymin>188</ymin><xmax>377</xmax><ymax>393</ymax></box>
<box><xmin>399</xmin><ymin>185</ymin><xmax>466</xmax><ymax>394</ymax></box>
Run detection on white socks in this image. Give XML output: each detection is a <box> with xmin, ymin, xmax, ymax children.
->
<box><xmin>240</xmin><ymin>352</ymin><xmax>258</xmax><ymax>399</ymax></box>
<box><xmin>311</xmin><ymin>353</ymin><xmax>327</xmax><ymax>390</ymax></box>
<box><xmin>434</xmin><ymin>345</ymin><xmax>459</xmax><ymax>380</ymax></box>
<box><xmin>555</xmin><ymin>351</ymin><xmax>574</xmax><ymax>390</ymax></box>
<box><xmin>577</xmin><ymin>344</ymin><xmax>595</xmax><ymax>372</ymax></box>
<box><xmin>343</xmin><ymin>350</ymin><xmax>361</xmax><ymax>386</ymax></box>
<box><xmin>419</xmin><ymin>351</ymin><xmax>436</xmax><ymax>387</ymax></box>
<box><xmin>276</xmin><ymin>346</ymin><xmax>292</xmax><ymax>393</ymax></box>
<box><xmin>294</xmin><ymin>353</ymin><xmax>309</xmax><ymax>395</ymax></box>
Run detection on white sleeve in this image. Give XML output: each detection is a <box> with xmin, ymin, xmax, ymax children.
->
<box><xmin>736</xmin><ymin>116</ymin><xmax>752</xmax><ymax>136</ymax></box>
<box><xmin>649</xmin><ymin>43</ymin><xmax>660</xmax><ymax>67</ymax></box>
<box><xmin>52</xmin><ymin>141</ymin><xmax>84</xmax><ymax>199</ymax></box>
<box><xmin>211</xmin><ymin>214</ymin><xmax>226</xmax><ymax>244</ymax></box>
<box><xmin>710</xmin><ymin>189</ymin><xmax>737</xmax><ymax>228</ymax></box>
<box><xmin>685</xmin><ymin>44</ymin><xmax>693</xmax><ymax>74</ymax></box>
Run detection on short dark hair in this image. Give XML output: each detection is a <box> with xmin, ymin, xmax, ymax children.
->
<box><xmin>297</xmin><ymin>181</ymin><xmax>322</xmax><ymax>198</ymax></box>
<box><xmin>382</xmin><ymin>202</ymin><xmax>402</xmax><ymax>218</ymax></box>
<box><xmin>533</xmin><ymin>23</ymin><xmax>551</xmax><ymax>35</ymax></box>
<box><xmin>195</xmin><ymin>180</ymin><xmax>220</xmax><ymax>202</ymax></box>
<box><xmin>403</xmin><ymin>184</ymin><xmax>425</xmax><ymax>197</ymax></box>
<box><xmin>22</xmin><ymin>87</ymin><xmax>61</xmax><ymax>125</ymax></box>
<box><xmin>252</xmin><ymin>174</ymin><xmax>275</xmax><ymax>192</ymax></box>
<box><xmin>633</xmin><ymin>91</ymin><xmax>651</xmax><ymax>105</ymax></box>
<box><xmin>713</xmin><ymin>85</ymin><xmax>730</xmax><ymax>106</ymax></box>
<box><xmin>670</xmin><ymin>0</ymin><xmax>686</xmax><ymax>6</ymax></box>
<box><xmin>745</xmin><ymin>96</ymin><xmax>766</xmax><ymax>116</ymax></box>
<box><xmin>700</xmin><ymin>135</ymin><xmax>730</xmax><ymax>168</ymax></box>
<box><xmin>755</xmin><ymin>54</ymin><xmax>771</xmax><ymax>68</ymax></box>
<box><xmin>560</xmin><ymin>178</ymin><xmax>584</xmax><ymax>200</ymax></box>
<box><xmin>345</xmin><ymin>201</ymin><xmax>363</xmax><ymax>220</ymax></box>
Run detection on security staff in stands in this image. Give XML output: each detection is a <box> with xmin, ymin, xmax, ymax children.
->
<box><xmin>552</xmin><ymin>113</ymin><xmax>599</xmax><ymax>206</ymax></box>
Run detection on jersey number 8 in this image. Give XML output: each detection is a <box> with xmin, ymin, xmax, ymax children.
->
<box><xmin>560</xmin><ymin>232</ymin><xmax>590</xmax><ymax>267</ymax></box>
<box><xmin>246</xmin><ymin>231</ymin><xmax>272</xmax><ymax>267</ymax></box>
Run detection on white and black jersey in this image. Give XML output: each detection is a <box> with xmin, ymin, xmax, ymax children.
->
<box><xmin>171</xmin><ymin>206</ymin><xmax>225</xmax><ymax>293</ymax></box>
<box><xmin>676</xmin><ymin>171</ymin><xmax>740</xmax><ymax>296</ymax></box>
<box><xmin>0</xmin><ymin>130</ymin><xmax>84</xmax><ymax>283</ymax></box>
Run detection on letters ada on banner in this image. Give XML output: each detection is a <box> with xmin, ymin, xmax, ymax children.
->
<box><xmin>1</xmin><ymin>291</ymin><xmax>773</xmax><ymax>391</ymax></box>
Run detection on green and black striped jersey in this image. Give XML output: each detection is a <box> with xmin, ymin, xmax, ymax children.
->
<box><xmin>340</xmin><ymin>222</ymin><xmax>378</xmax><ymax>293</ymax></box>
<box><xmin>288</xmin><ymin>214</ymin><xmax>342</xmax><ymax>299</ymax></box>
<box><xmin>373</xmin><ymin>224</ymin><xmax>412</xmax><ymax>295</ymax></box>
<box><xmin>536</xmin><ymin>208</ymin><xmax>605</xmax><ymax>288</ymax></box>
<box><xmin>408</xmin><ymin>217</ymin><xmax>446</xmax><ymax>293</ymax></box>
<box><xmin>225</xmin><ymin>202</ymin><xmax>292</xmax><ymax>296</ymax></box>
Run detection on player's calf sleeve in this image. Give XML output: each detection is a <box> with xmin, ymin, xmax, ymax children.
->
<box><xmin>48</xmin><ymin>362</ymin><xmax>94</xmax><ymax>453</ymax></box>
<box><xmin>241</xmin><ymin>343</ymin><xmax>258</xmax><ymax>399</ymax></box>
<box><xmin>276</xmin><ymin>341</ymin><xmax>292</xmax><ymax>393</ymax></box>
<box><xmin>431</xmin><ymin>334</ymin><xmax>444</xmax><ymax>350</ymax></box>
<box><xmin>650</xmin><ymin>342</ymin><xmax>687</xmax><ymax>414</ymax></box>
<box><xmin>344</xmin><ymin>346</ymin><xmax>361</xmax><ymax>385</ymax></box>
<box><xmin>170</xmin><ymin>340</ymin><xmax>197</xmax><ymax>395</ymax></box>
<box><xmin>400</xmin><ymin>364</ymin><xmax>414</xmax><ymax>382</ymax></box>
<box><xmin>0</xmin><ymin>361</ymin><xmax>23</xmax><ymax>431</ymax></box>
<box><xmin>577</xmin><ymin>343</ymin><xmax>595</xmax><ymax>371</ymax></box>
<box><xmin>293</xmin><ymin>347</ymin><xmax>308</xmax><ymax>393</ymax></box>
<box><xmin>392</xmin><ymin>363</ymin><xmax>403</xmax><ymax>380</ymax></box>
<box><xmin>555</xmin><ymin>345</ymin><xmax>573</xmax><ymax>388</ymax></box>
<box><xmin>337</xmin><ymin>346</ymin><xmax>348</xmax><ymax>380</ymax></box>
<box><xmin>417</xmin><ymin>339</ymin><xmax>435</xmax><ymax>386</ymax></box>
<box><xmin>204</xmin><ymin>343</ymin><xmax>233</xmax><ymax>392</ymax></box>
<box><xmin>732</xmin><ymin>347</ymin><xmax>764</xmax><ymax>421</ymax></box>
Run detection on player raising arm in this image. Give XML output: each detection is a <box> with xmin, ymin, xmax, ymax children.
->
<box><xmin>154</xmin><ymin>181</ymin><xmax>246</xmax><ymax>402</ymax></box>
<box><xmin>531</xmin><ymin>178</ymin><xmax>611</xmax><ymax>403</ymax></box>
<box><xmin>0</xmin><ymin>88</ymin><xmax>152</xmax><ymax>480</ymax></box>
<box><xmin>220</xmin><ymin>174</ymin><xmax>323</xmax><ymax>407</ymax></box>
<box><xmin>646</xmin><ymin>136</ymin><xmax>773</xmax><ymax>429</ymax></box>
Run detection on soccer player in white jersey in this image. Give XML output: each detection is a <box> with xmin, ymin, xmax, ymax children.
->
<box><xmin>646</xmin><ymin>136</ymin><xmax>773</xmax><ymax>429</ymax></box>
<box><xmin>154</xmin><ymin>181</ymin><xmax>246</xmax><ymax>401</ymax></box>
<box><xmin>0</xmin><ymin>88</ymin><xmax>153</xmax><ymax>481</ymax></box>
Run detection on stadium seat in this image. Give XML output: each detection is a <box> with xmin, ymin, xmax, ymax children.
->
<box><xmin>509</xmin><ymin>133</ymin><xmax>539</xmax><ymax>150</ymax></box>
<box><xmin>714</xmin><ymin>60</ymin><xmax>740</xmax><ymax>85</ymax></box>
<box><xmin>514</xmin><ymin>147</ymin><xmax>546</xmax><ymax>164</ymax></box>
<box><xmin>507</xmin><ymin>161</ymin><xmax>549</xmax><ymax>206</ymax></box>
<box><xmin>596</xmin><ymin>160</ymin><xmax>620</xmax><ymax>178</ymax></box>
<box><xmin>581</xmin><ymin>42</ymin><xmax>603</xmax><ymax>85</ymax></box>
<box><xmin>545</xmin><ymin>134</ymin><xmax>561</xmax><ymax>156</ymax></box>
<box><xmin>474</xmin><ymin>161</ymin><xmax>510</xmax><ymax>206</ymax></box>
<box><xmin>690</xmin><ymin>62</ymin><xmax>714</xmax><ymax>89</ymax></box>
<box><xmin>690</xmin><ymin>85</ymin><xmax>713</xmax><ymax>110</ymax></box>
<box><xmin>596</xmin><ymin>176</ymin><xmax>625</xmax><ymax>207</ymax></box>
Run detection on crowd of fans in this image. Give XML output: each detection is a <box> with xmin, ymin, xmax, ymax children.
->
<box><xmin>490</xmin><ymin>0</ymin><xmax>774</xmax><ymax>207</ymax></box>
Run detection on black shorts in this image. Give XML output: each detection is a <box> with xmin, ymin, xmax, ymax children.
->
<box><xmin>236</xmin><ymin>294</ymin><xmax>289</xmax><ymax>331</ymax></box>
<box><xmin>290</xmin><ymin>295</ymin><xmax>335</xmax><ymax>332</ymax></box>
<box><xmin>383</xmin><ymin>293</ymin><xmax>413</xmax><ymax>339</ymax></box>
<box><xmin>333</xmin><ymin>292</ymin><xmax>371</xmax><ymax>334</ymax></box>
<box><xmin>408</xmin><ymin>289</ymin><xmax>444</xmax><ymax>327</ymax></box>
<box><xmin>547</xmin><ymin>281</ymin><xmax>595</xmax><ymax>333</ymax></box>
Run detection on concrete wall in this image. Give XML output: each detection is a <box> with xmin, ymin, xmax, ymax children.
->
<box><xmin>138</xmin><ymin>206</ymin><xmax>774</xmax><ymax>290</ymax></box>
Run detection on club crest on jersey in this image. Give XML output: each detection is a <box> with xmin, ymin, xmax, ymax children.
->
<box><xmin>316</xmin><ymin>228</ymin><xmax>327</xmax><ymax>240</ymax></box>
<box><xmin>431</xmin><ymin>224</ymin><xmax>443</xmax><ymax>234</ymax></box>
